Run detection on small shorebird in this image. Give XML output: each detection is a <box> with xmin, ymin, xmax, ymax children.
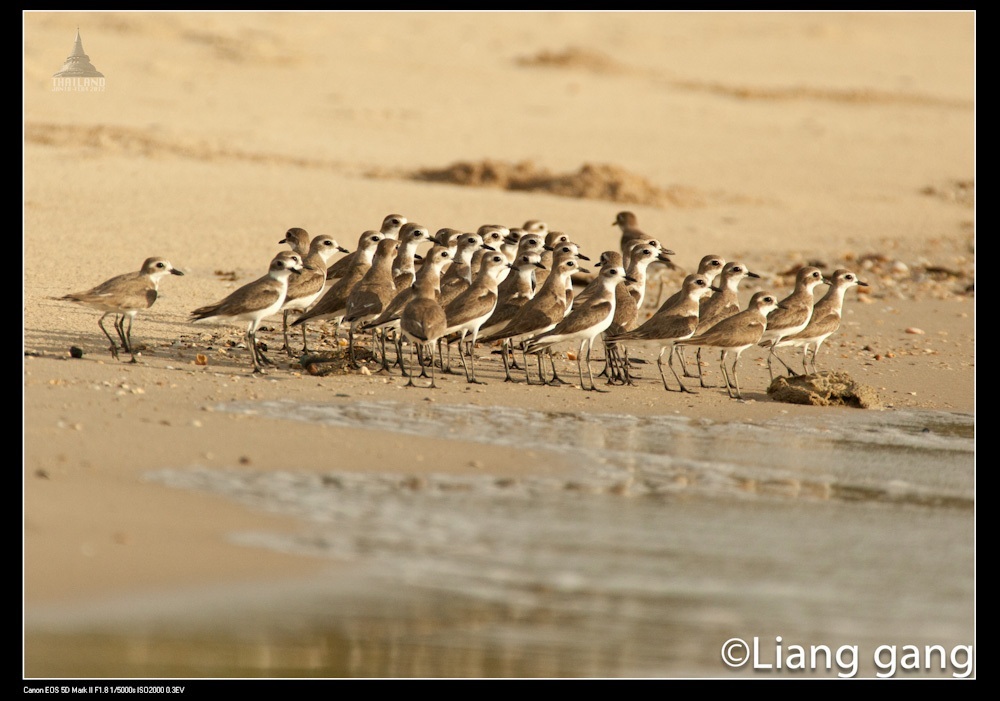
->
<box><xmin>361</xmin><ymin>244</ymin><xmax>454</xmax><ymax>375</ymax></box>
<box><xmin>391</xmin><ymin>222</ymin><xmax>430</xmax><ymax>288</ymax></box>
<box><xmin>399</xmin><ymin>254</ymin><xmax>450</xmax><ymax>389</ymax></box>
<box><xmin>326</xmin><ymin>214</ymin><xmax>406</xmax><ymax>280</ymax></box>
<box><xmin>499</xmin><ymin>228</ymin><xmax>525</xmax><ymax>263</ymax></box>
<box><xmin>537</xmin><ymin>239</ymin><xmax>590</xmax><ymax>310</ymax></box>
<box><xmin>479</xmin><ymin>251</ymin><xmax>546</xmax><ymax>380</ymax></box>
<box><xmin>432</xmin><ymin>227</ymin><xmax>464</xmax><ymax>247</ymax></box>
<box><xmin>608</xmin><ymin>273</ymin><xmax>714</xmax><ymax>393</ymax></box>
<box><xmin>655</xmin><ymin>254</ymin><xmax>726</xmax><ymax>314</ymax></box>
<box><xmin>602</xmin><ymin>243</ymin><xmax>671</xmax><ymax>384</ymax></box>
<box><xmin>676</xmin><ymin>290</ymin><xmax>779</xmax><ymax>400</ymax></box>
<box><xmin>190</xmin><ymin>251</ymin><xmax>303</xmax><ymax>374</ymax></box>
<box><xmin>612</xmin><ymin>211</ymin><xmax>674</xmax><ymax>269</ymax></box>
<box><xmin>439</xmin><ymin>233</ymin><xmax>488</xmax><ymax>308</ymax></box>
<box><xmin>278</xmin><ymin>227</ymin><xmax>312</xmax><ymax>258</ymax></box>
<box><xmin>293</xmin><ymin>231</ymin><xmax>384</xmax><ymax>335</ymax></box>
<box><xmin>58</xmin><ymin>256</ymin><xmax>184</xmax><ymax>363</ymax></box>
<box><xmin>343</xmin><ymin>238</ymin><xmax>400</xmax><ymax>369</ymax></box>
<box><xmin>773</xmin><ymin>268</ymin><xmax>868</xmax><ymax>375</ymax></box>
<box><xmin>759</xmin><ymin>266</ymin><xmax>829</xmax><ymax>380</ymax></box>
<box><xmin>524</xmin><ymin>263</ymin><xmax>631</xmax><ymax>392</ymax></box>
<box><xmin>279</xmin><ymin>233</ymin><xmax>348</xmax><ymax>355</ymax></box>
<box><xmin>479</xmin><ymin>258</ymin><xmax>586</xmax><ymax>385</ymax></box>
<box><xmin>472</xmin><ymin>225</ymin><xmax>510</xmax><ymax>281</ymax></box>
<box><xmin>683</xmin><ymin>260</ymin><xmax>759</xmax><ymax>386</ymax></box>
<box><xmin>441</xmin><ymin>252</ymin><xmax>509</xmax><ymax>384</ymax></box>
<box><xmin>535</xmin><ymin>231</ymin><xmax>573</xmax><ymax>286</ymax></box>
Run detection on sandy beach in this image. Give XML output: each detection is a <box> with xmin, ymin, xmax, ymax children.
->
<box><xmin>23</xmin><ymin>11</ymin><xmax>974</xmax><ymax>679</ymax></box>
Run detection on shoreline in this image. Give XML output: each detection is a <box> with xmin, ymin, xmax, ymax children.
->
<box><xmin>25</xmin><ymin>291</ymin><xmax>973</xmax><ymax>609</ymax></box>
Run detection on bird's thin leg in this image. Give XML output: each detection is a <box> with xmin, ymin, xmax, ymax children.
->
<box><xmin>621</xmin><ymin>345</ymin><xmax>638</xmax><ymax>386</ymax></box>
<box><xmin>502</xmin><ymin>341</ymin><xmax>516</xmax><ymax>382</ymax></box>
<box><xmin>719</xmin><ymin>350</ymin><xmax>733</xmax><ymax>398</ymax></box>
<box><xmin>668</xmin><ymin>345</ymin><xmax>694</xmax><ymax>394</ymax></box>
<box><xmin>282</xmin><ymin>310</ymin><xmax>293</xmax><ymax>355</ymax></box>
<box><xmin>428</xmin><ymin>347</ymin><xmax>439</xmax><ymax>389</ymax></box>
<box><xmin>405</xmin><ymin>343</ymin><xmax>416</xmax><ymax>387</ymax></box>
<box><xmin>656</xmin><ymin>347</ymin><xmax>671</xmax><ymax>391</ymax></box>
<box><xmin>547</xmin><ymin>350</ymin><xmax>569</xmax><ymax>386</ymax></box>
<box><xmin>377</xmin><ymin>330</ymin><xmax>392</xmax><ymax>373</ymax></box>
<box><xmin>122</xmin><ymin>315</ymin><xmax>138</xmax><ymax>363</ymax></box>
<box><xmin>348</xmin><ymin>326</ymin><xmax>359</xmax><ymax>368</ymax></box>
<box><xmin>300</xmin><ymin>320</ymin><xmax>310</xmax><ymax>355</ymax></box>
<box><xmin>112</xmin><ymin>314</ymin><xmax>128</xmax><ymax>351</ymax></box>
<box><xmin>765</xmin><ymin>343</ymin><xmax>778</xmax><ymax>381</ymax></box>
<box><xmin>467</xmin><ymin>335</ymin><xmax>486</xmax><ymax>384</ymax></box>
<box><xmin>457</xmin><ymin>332</ymin><xmax>472</xmax><ymax>382</ymax></box>
<box><xmin>697</xmin><ymin>347</ymin><xmax>713</xmax><ymax>388</ymax></box>
<box><xmin>97</xmin><ymin>313</ymin><xmax>120</xmax><ymax>360</ymax></box>
<box><xmin>771</xmin><ymin>344</ymin><xmax>798</xmax><ymax>377</ymax></box>
<box><xmin>730</xmin><ymin>352</ymin><xmax>744</xmax><ymax>400</ymax></box>
<box><xmin>583</xmin><ymin>342</ymin><xmax>608</xmax><ymax>393</ymax></box>
<box><xmin>679</xmin><ymin>345</ymin><xmax>696</xmax><ymax>378</ymax></box>
<box><xmin>507</xmin><ymin>342</ymin><xmax>520</xmax><ymax>370</ymax></box>
<box><xmin>248</xmin><ymin>328</ymin><xmax>265</xmax><ymax>374</ymax></box>
<box><xmin>256</xmin><ymin>330</ymin><xmax>275</xmax><ymax>366</ymax></box>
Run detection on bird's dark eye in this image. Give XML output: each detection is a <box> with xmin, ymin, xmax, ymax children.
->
<box><xmin>156</xmin><ymin>262</ymin><xmax>165</xmax><ymax>268</ymax></box>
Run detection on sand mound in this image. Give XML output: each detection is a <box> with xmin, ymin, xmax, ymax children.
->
<box><xmin>411</xmin><ymin>160</ymin><xmax>705</xmax><ymax>208</ymax></box>
<box><xmin>767</xmin><ymin>371</ymin><xmax>882</xmax><ymax>409</ymax></box>
<box><xmin>514</xmin><ymin>47</ymin><xmax>624</xmax><ymax>74</ymax></box>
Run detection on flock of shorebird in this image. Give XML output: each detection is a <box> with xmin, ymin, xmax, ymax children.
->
<box><xmin>56</xmin><ymin>211</ymin><xmax>867</xmax><ymax>400</ymax></box>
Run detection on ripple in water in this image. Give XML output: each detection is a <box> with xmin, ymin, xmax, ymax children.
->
<box><xmin>130</xmin><ymin>402</ymin><xmax>975</xmax><ymax>676</ymax></box>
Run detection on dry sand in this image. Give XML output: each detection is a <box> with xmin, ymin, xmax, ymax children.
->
<box><xmin>23</xmin><ymin>9</ymin><xmax>975</xmax><ymax>671</ymax></box>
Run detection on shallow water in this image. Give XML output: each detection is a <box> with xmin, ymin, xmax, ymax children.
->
<box><xmin>26</xmin><ymin>401</ymin><xmax>975</xmax><ymax>679</ymax></box>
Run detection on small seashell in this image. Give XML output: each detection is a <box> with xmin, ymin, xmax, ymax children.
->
<box><xmin>905</xmin><ymin>327</ymin><xmax>925</xmax><ymax>335</ymax></box>
<box><xmin>195</xmin><ymin>354</ymin><xmax>208</xmax><ymax>366</ymax></box>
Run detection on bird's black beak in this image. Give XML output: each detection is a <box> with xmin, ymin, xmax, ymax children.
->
<box><xmin>171</xmin><ymin>269</ymin><xmax>185</xmax><ymax>276</ymax></box>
